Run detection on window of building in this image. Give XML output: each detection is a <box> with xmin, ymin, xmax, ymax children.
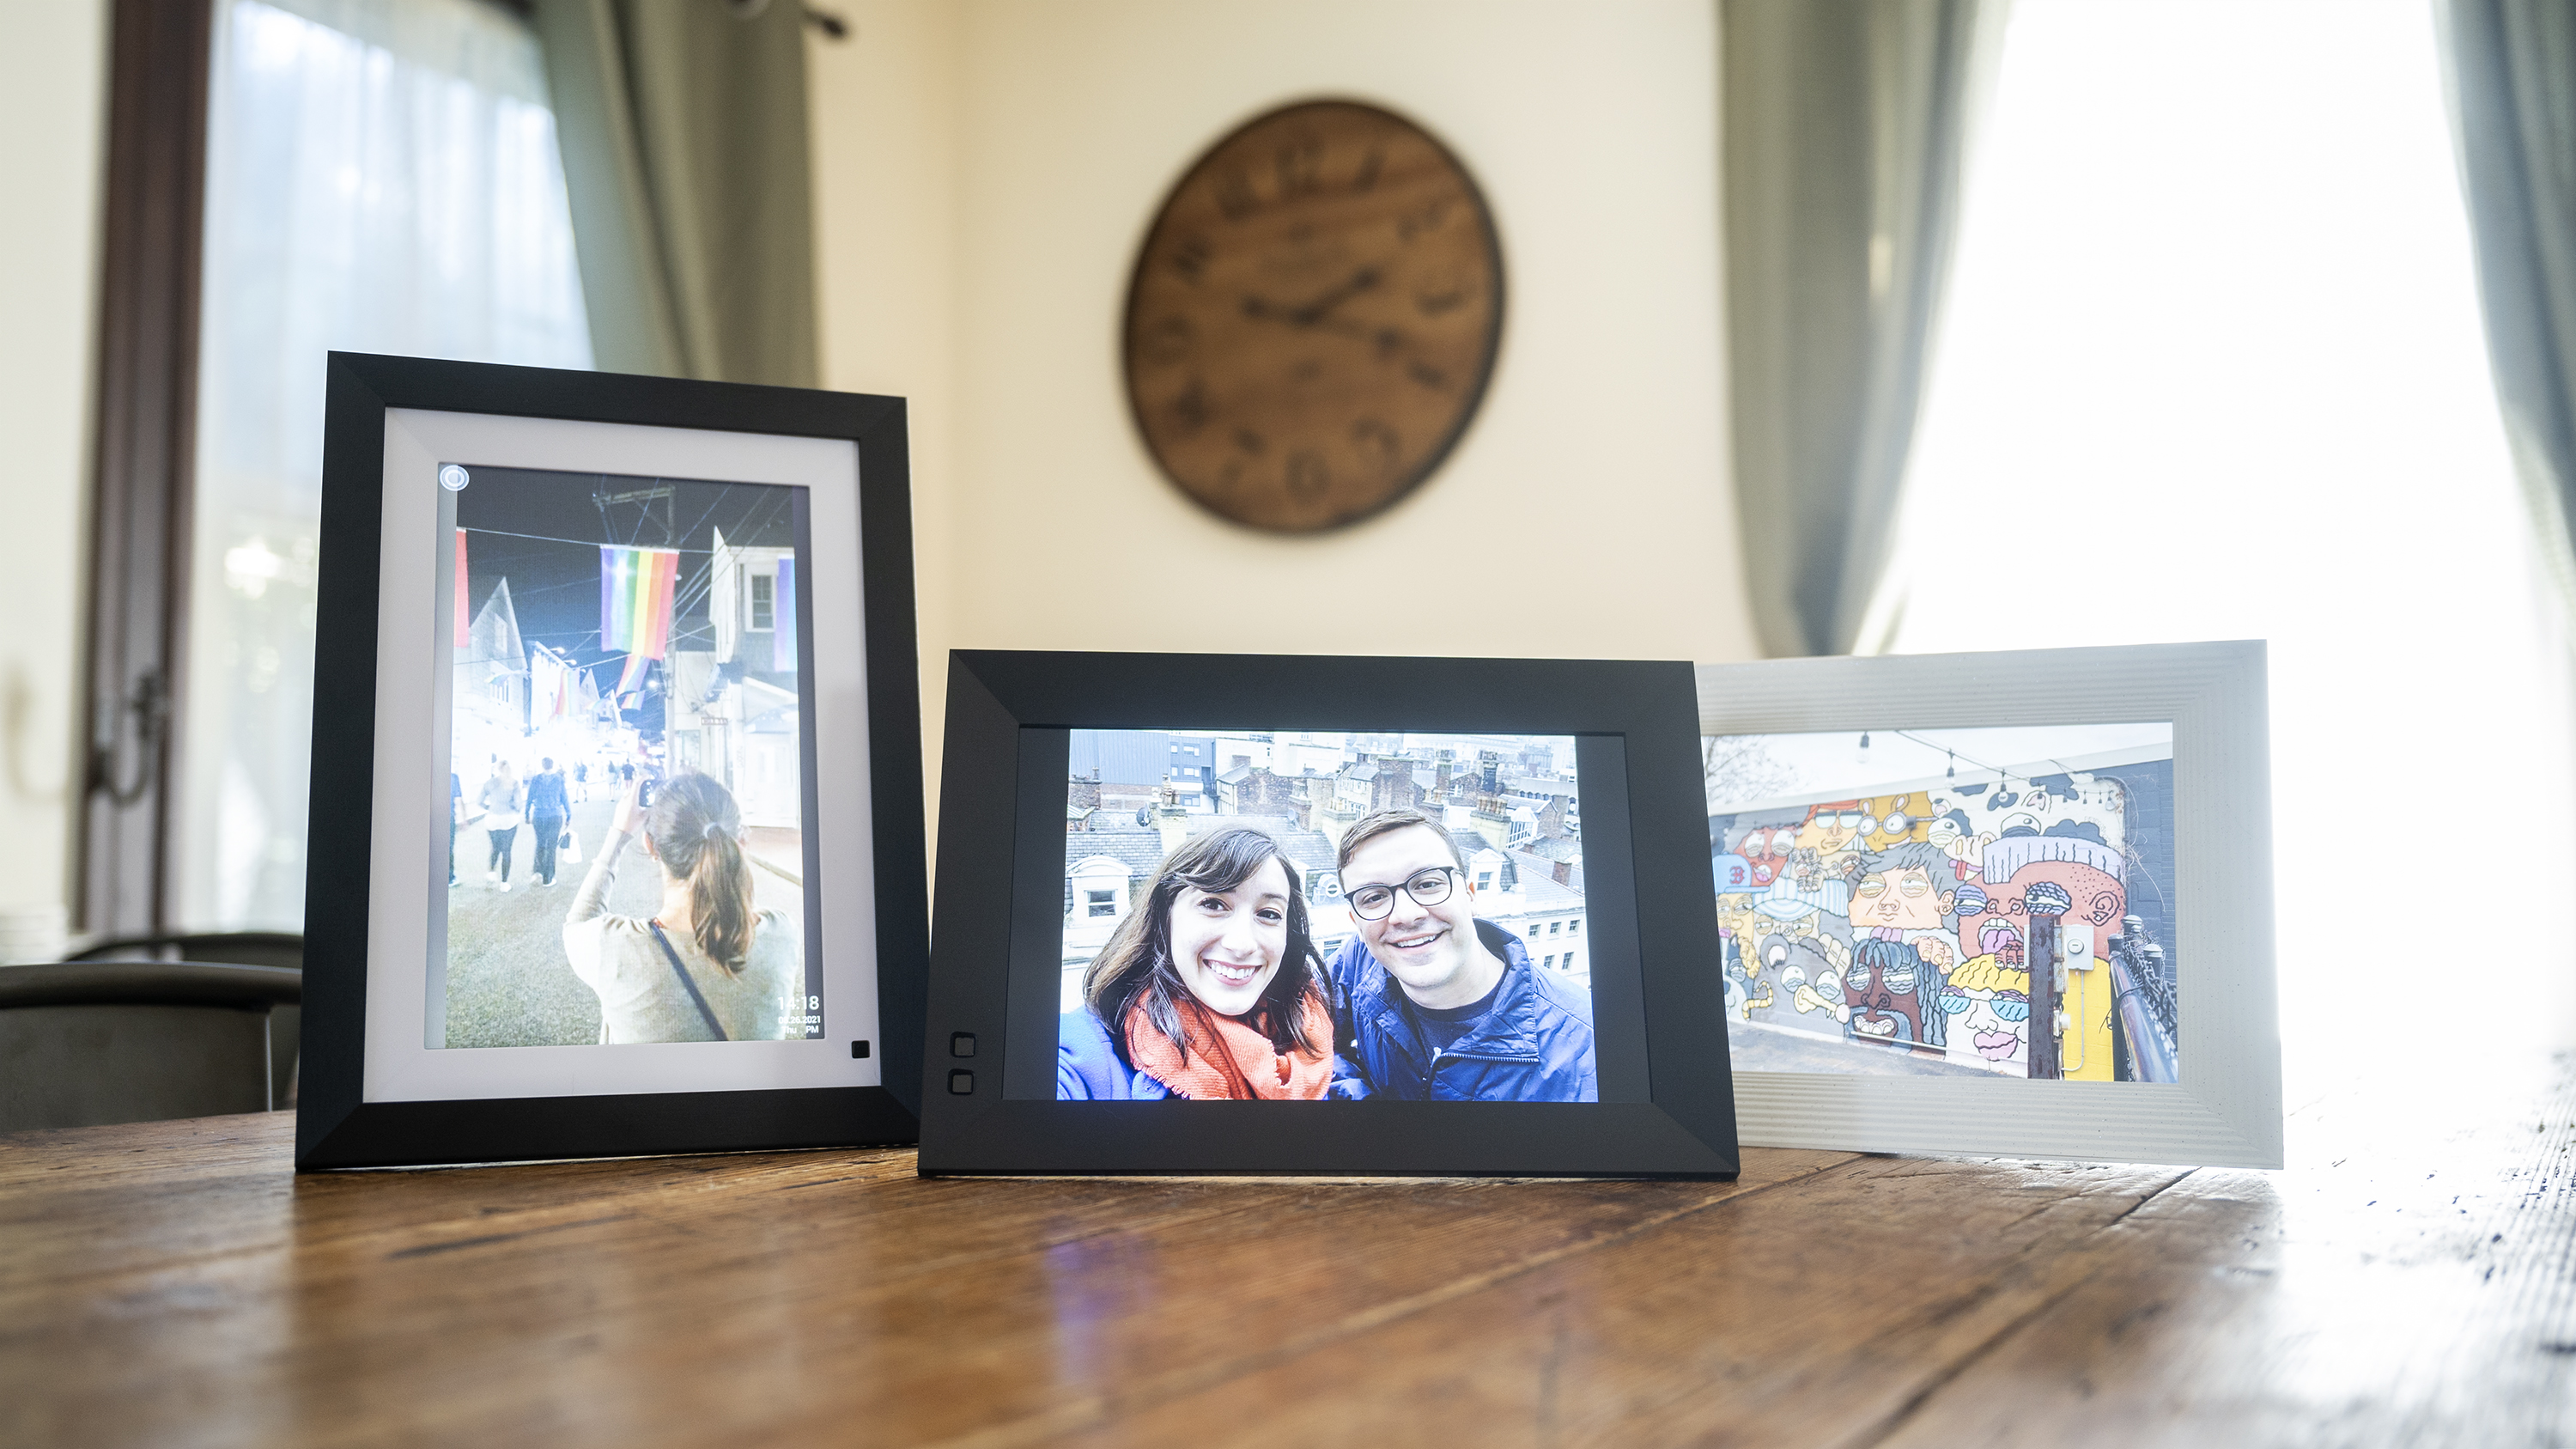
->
<box><xmin>749</xmin><ymin>572</ymin><xmax>775</xmax><ymax>631</ymax></box>
<box><xmin>1568</xmin><ymin>919</ymin><xmax>1581</xmax><ymax>936</ymax></box>
<box><xmin>1475</xmin><ymin>871</ymin><xmax>1493</xmax><ymax>892</ymax></box>
<box><xmin>1085</xmin><ymin>890</ymin><xmax>1115</xmax><ymax>919</ymax></box>
<box><xmin>179</xmin><ymin>0</ymin><xmax>592</xmax><ymax>928</ymax></box>
<box><xmin>1542</xmin><ymin>954</ymin><xmax>1555</xmax><ymax>969</ymax></box>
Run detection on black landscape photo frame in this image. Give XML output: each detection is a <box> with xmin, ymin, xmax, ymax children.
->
<box><xmin>920</xmin><ymin>651</ymin><xmax>1738</xmax><ymax>1178</ymax></box>
<box><xmin>298</xmin><ymin>352</ymin><xmax>928</xmax><ymax>1169</ymax></box>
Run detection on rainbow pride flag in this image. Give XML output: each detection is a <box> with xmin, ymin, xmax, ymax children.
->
<box><xmin>601</xmin><ymin>546</ymin><xmax>680</xmax><ymax>693</ymax></box>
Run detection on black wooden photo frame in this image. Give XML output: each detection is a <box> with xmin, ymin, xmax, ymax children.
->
<box><xmin>297</xmin><ymin>352</ymin><xmax>927</xmax><ymax>1169</ymax></box>
<box><xmin>920</xmin><ymin>650</ymin><xmax>1738</xmax><ymax>1178</ymax></box>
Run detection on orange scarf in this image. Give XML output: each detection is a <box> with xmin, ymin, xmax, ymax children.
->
<box><xmin>1124</xmin><ymin>989</ymin><xmax>1334</xmax><ymax>1100</ymax></box>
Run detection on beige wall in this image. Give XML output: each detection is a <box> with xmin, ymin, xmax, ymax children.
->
<box><xmin>811</xmin><ymin>0</ymin><xmax>1757</xmax><ymax>823</ymax></box>
<box><xmin>0</xmin><ymin>0</ymin><xmax>109</xmax><ymax>940</ymax></box>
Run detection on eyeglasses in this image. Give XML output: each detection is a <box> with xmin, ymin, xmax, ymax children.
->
<box><xmin>1346</xmin><ymin>866</ymin><xmax>1459</xmax><ymax>921</ymax></box>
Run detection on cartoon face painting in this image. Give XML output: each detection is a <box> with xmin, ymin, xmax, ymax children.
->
<box><xmin>1736</xmin><ymin>825</ymin><xmax>1791</xmax><ymax>885</ymax></box>
<box><xmin>1795</xmin><ymin>801</ymin><xmax>1868</xmax><ymax>857</ymax></box>
<box><xmin>1850</xmin><ymin>843</ymin><xmax>1957</xmax><ymax>935</ymax></box>
<box><xmin>1940</xmin><ymin>954</ymin><xmax>2031</xmax><ymax>1075</ymax></box>
<box><xmin>1844</xmin><ymin>936</ymin><xmax>1927</xmax><ymax>1044</ymax></box>
<box><xmin>1853</xmin><ymin>791</ymin><xmax>1934</xmax><ymax>852</ymax></box>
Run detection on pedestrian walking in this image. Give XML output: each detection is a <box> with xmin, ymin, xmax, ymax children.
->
<box><xmin>478</xmin><ymin>758</ymin><xmax>523</xmax><ymax>892</ymax></box>
<box><xmin>527</xmin><ymin>757</ymin><xmax>571</xmax><ymax>887</ymax></box>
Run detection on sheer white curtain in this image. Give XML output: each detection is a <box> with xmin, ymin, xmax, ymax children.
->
<box><xmin>1875</xmin><ymin>0</ymin><xmax>2576</xmax><ymax>1099</ymax></box>
<box><xmin>186</xmin><ymin>0</ymin><xmax>591</xmax><ymax>929</ymax></box>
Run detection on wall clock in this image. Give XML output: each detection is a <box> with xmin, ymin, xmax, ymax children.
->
<box><xmin>1122</xmin><ymin>100</ymin><xmax>1504</xmax><ymax>533</ymax></box>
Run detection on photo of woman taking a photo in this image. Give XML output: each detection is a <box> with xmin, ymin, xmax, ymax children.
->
<box><xmin>564</xmin><ymin>771</ymin><xmax>804</xmax><ymax>1043</ymax></box>
<box><xmin>1058</xmin><ymin>826</ymin><xmax>1334</xmax><ymax>1099</ymax></box>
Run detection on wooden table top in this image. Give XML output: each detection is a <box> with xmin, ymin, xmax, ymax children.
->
<box><xmin>5</xmin><ymin>1056</ymin><xmax>2571</xmax><ymax>1448</ymax></box>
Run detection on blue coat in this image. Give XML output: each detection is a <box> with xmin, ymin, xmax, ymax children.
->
<box><xmin>524</xmin><ymin>770</ymin><xmax>570</xmax><ymax>823</ymax></box>
<box><xmin>1056</xmin><ymin>1008</ymin><xmax>1175</xmax><ymax>1100</ymax></box>
<box><xmin>1327</xmin><ymin>921</ymin><xmax>1598</xmax><ymax>1102</ymax></box>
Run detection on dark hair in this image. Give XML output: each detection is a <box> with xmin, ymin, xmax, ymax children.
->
<box><xmin>1084</xmin><ymin>826</ymin><xmax>1325</xmax><ymax>1061</ymax></box>
<box><xmin>644</xmin><ymin>771</ymin><xmax>756</xmax><ymax>968</ymax></box>
<box><xmin>1334</xmin><ymin>807</ymin><xmax>1467</xmax><ymax>874</ymax></box>
<box><xmin>1860</xmin><ymin>841</ymin><xmax>1952</xmax><ymax>888</ymax></box>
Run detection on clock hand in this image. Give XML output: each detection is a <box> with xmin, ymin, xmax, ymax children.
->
<box><xmin>1288</xmin><ymin>267</ymin><xmax>1381</xmax><ymax>327</ymax></box>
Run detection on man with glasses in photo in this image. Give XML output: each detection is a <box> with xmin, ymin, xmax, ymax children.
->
<box><xmin>1324</xmin><ymin>808</ymin><xmax>1597</xmax><ymax>1101</ymax></box>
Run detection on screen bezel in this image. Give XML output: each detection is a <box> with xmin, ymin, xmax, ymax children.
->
<box><xmin>921</xmin><ymin>651</ymin><xmax>1738</xmax><ymax>1178</ymax></box>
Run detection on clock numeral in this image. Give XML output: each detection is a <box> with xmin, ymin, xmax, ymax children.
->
<box><xmin>1415</xmin><ymin>286</ymin><xmax>1467</xmax><ymax>318</ymax></box>
<box><xmin>1407</xmin><ymin>361</ymin><xmax>1449</xmax><ymax>391</ymax></box>
<box><xmin>1274</xmin><ymin>133</ymin><xmax>1324</xmax><ymax>200</ymax></box>
<box><xmin>1374</xmin><ymin>327</ymin><xmax>1406</xmax><ymax>360</ymax></box>
<box><xmin>1396</xmin><ymin>196</ymin><xmax>1454</xmax><ymax>244</ymax></box>
<box><xmin>1138</xmin><ymin>315</ymin><xmax>1194</xmax><ymax>366</ymax></box>
<box><xmin>1167</xmin><ymin>378</ymin><xmax>1211</xmax><ymax>437</ymax></box>
<box><xmin>1214</xmin><ymin>459</ymin><xmax>1246</xmax><ymax>494</ymax></box>
<box><xmin>1351</xmin><ymin>417</ymin><xmax>1400</xmax><ymax>468</ymax></box>
<box><xmin>1169</xmin><ymin>234</ymin><xmax>1212</xmax><ymax>283</ymax></box>
<box><xmin>1213</xmin><ymin>168</ymin><xmax>1259</xmax><ymax>221</ymax></box>
<box><xmin>1351</xmin><ymin>145</ymin><xmax>1385</xmax><ymax>195</ymax></box>
<box><xmin>1233</xmin><ymin>426</ymin><xmax>1267</xmax><ymax>457</ymax></box>
<box><xmin>1285</xmin><ymin>450</ymin><xmax>1330</xmax><ymax>502</ymax></box>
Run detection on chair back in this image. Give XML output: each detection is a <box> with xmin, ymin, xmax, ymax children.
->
<box><xmin>0</xmin><ymin>962</ymin><xmax>303</xmax><ymax>1132</ymax></box>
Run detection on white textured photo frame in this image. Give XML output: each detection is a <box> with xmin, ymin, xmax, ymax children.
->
<box><xmin>1698</xmin><ymin>641</ymin><xmax>2281</xmax><ymax>1167</ymax></box>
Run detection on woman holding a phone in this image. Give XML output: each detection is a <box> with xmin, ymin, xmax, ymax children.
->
<box><xmin>563</xmin><ymin>771</ymin><xmax>805</xmax><ymax>1044</ymax></box>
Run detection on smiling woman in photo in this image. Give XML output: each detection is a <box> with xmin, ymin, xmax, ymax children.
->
<box><xmin>1058</xmin><ymin>826</ymin><xmax>1334</xmax><ymax>1100</ymax></box>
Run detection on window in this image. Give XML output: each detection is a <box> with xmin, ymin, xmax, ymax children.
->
<box><xmin>1475</xmin><ymin>871</ymin><xmax>1493</xmax><ymax>892</ymax></box>
<box><xmin>1877</xmin><ymin>0</ymin><xmax>2576</xmax><ymax>1075</ymax></box>
<box><xmin>749</xmin><ymin>572</ymin><xmax>775</xmax><ymax>631</ymax></box>
<box><xmin>1085</xmin><ymin>889</ymin><xmax>1115</xmax><ymax>919</ymax></box>
<box><xmin>180</xmin><ymin>0</ymin><xmax>592</xmax><ymax>928</ymax></box>
<box><xmin>1543</xmin><ymin>954</ymin><xmax>1555</xmax><ymax>969</ymax></box>
<box><xmin>1568</xmin><ymin>919</ymin><xmax>1580</xmax><ymax>936</ymax></box>
<box><xmin>1548</xmin><ymin>920</ymin><xmax>1560</xmax><ymax>935</ymax></box>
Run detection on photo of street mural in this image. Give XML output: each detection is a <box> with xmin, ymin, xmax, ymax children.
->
<box><xmin>1705</xmin><ymin>723</ymin><xmax>2178</xmax><ymax>1082</ymax></box>
<box><xmin>434</xmin><ymin>464</ymin><xmax>819</xmax><ymax>1049</ymax></box>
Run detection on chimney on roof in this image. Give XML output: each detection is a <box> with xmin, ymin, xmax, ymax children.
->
<box><xmin>1155</xmin><ymin>784</ymin><xmax>1189</xmax><ymax>856</ymax></box>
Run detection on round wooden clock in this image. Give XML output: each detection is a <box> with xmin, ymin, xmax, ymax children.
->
<box><xmin>1122</xmin><ymin>100</ymin><xmax>1504</xmax><ymax>533</ymax></box>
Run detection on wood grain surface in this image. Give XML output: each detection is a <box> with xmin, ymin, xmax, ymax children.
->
<box><xmin>3</xmin><ymin>1056</ymin><xmax>2569</xmax><ymax>1448</ymax></box>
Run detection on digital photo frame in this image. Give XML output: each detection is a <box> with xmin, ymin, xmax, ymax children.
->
<box><xmin>919</xmin><ymin>651</ymin><xmax>1738</xmax><ymax>1178</ymax></box>
<box><xmin>297</xmin><ymin>352</ymin><xmax>928</xmax><ymax>1169</ymax></box>
<box><xmin>1700</xmin><ymin>641</ymin><xmax>2281</xmax><ymax>1167</ymax></box>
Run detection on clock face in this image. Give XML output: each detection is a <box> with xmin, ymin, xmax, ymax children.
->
<box><xmin>1123</xmin><ymin>100</ymin><xmax>1504</xmax><ymax>533</ymax></box>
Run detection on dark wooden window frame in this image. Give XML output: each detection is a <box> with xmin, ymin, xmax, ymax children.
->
<box><xmin>83</xmin><ymin>0</ymin><xmax>213</xmax><ymax>935</ymax></box>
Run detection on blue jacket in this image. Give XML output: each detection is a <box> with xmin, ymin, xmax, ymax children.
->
<box><xmin>1056</xmin><ymin>1008</ymin><xmax>1175</xmax><ymax>1100</ymax></box>
<box><xmin>524</xmin><ymin>770</ymin><xmax>570</xmax><ymax>823</ymax></box>
<box><xmin>1327</xmin><ymin>920</ymin><xmax>1598</xmax><ymax>1102</ymax></box>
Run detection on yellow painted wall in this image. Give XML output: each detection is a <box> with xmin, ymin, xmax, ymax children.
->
<box><xmin>0</xmin><ymin>0</ymin><xmax>109</xmax><ymax>944</ymax></box>
<box><xmin>809</xmin><ymin>0</ymin><xmax>1761</xmax><ymax>839</ymax></box>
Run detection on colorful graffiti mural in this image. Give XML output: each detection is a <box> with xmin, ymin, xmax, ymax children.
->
<box><xmin>1706</xmin><ymin>726</ymin><xmax>2180</xmax><ymax>1082</ymax></box>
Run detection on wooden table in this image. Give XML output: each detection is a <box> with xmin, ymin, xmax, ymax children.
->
<box><xmin>6</xmin><ymin>1056</ymin><xmax>2571</xmax><ymax>1448</ymax></box>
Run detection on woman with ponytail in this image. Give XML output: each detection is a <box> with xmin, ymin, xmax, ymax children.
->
<box><xmin>564</xmin><ymin>770</ymin><xmax>804</xmax><ymax>1043</ymax></box>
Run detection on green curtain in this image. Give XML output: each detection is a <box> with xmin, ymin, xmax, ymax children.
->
<box><xmin>532</xmin><ymin>0</ymin><xmax>817</xmax><ymax>387</ymax></box>
<box><xmin>1722</xmin><ymin>0</ymin><xmax>1987</xmax><ymax>657</ymax></box>
<box><xmin>2439</xmin><ymin>0</ymin><xmax>2576</xmax><ymax>621</ymax></box>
